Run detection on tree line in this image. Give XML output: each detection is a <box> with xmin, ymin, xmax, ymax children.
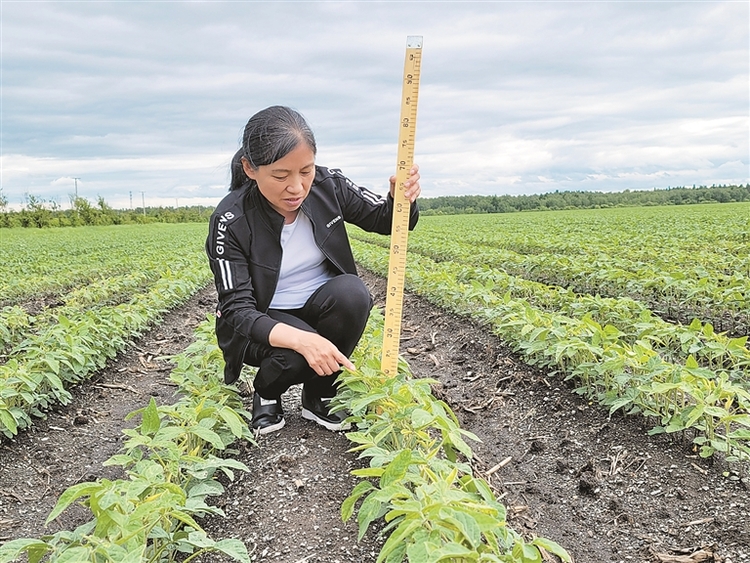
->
<box><xmin>1</xmin><ymin>183</ymin><xmax>747</xmax><ymax>228</ymax></box>
<box><xmin>417</xmin><ymin>184</ymin><xmax>750</xmax><ymax>215</ymax></box>
<box><xmin>0</xmin><ymin>194</ymin><xmax>212</xmax><ymax>228</ymax></box>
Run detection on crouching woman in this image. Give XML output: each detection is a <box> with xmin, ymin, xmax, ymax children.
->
<box><xmin>205</xmin><ymin>105</ymin><xmax>420</xmax><ymax>434</ymax></box>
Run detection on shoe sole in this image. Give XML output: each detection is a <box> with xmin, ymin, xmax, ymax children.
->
<box><xmin>255</xmin><ymin>417</ymin><xmax>286</xmax><ymax>435</ymax></box>
<box><xmin>301</xmin><ymin>408</ymin><xmax>351</xmax><ymax>432</ymax></box>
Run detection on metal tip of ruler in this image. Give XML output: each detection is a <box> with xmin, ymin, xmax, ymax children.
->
<box><xmin>406</xmin><ymin>36</ymin><xmax>423</xmax><ymax>49</ymax></box>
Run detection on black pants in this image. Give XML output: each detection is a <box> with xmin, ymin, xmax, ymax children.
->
<box><xmin>243</xmin><ymin>274</ymin><xmax>373</xmax><ymax>400</ymax></box>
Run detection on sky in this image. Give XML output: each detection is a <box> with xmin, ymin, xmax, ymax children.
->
<box><xmin>1</xmin><ymin>1</ymin><xmax>748</xmax><ymax>210</ymax></box>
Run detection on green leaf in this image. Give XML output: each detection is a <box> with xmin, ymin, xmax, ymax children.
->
<box><xmin>43</xmin><ymin>357</ymin><xmax>60</xmax><ymax>375</ymax></box>
<box><xmin>0</xmin><ymin>408</ymin><xmax>18</xmax><ymax>435</ymax></box>
<box><xmin>116</xmin><ymin>546</ymin><xmax>147</xmax><ymax>563</ymax></box>
<box><xmin>188</xmin><ymin>480</ymin><xmax>225</xmax><ymax>498</ymax></box>
<box><xmin>729</xmin><ymin>428</ymin><xmax>750</xmax><ymax>439</ymax></box>
<box><xmin>433</xmin><ymin>542</ymin><xmax>476</xmax><ymax>560</ymax></box>
<box><xmin>383</xmin><ymin>541</ymin><xmax>408</xmax><ymax>563</ymax></box>
<box><xmin>411</xmin><ymin>408</ymin><xmax>434</xmax><ymax>428</ymax></box>
<box><xmin>352</xmin><ymin>467</ymin><xmax>385</xmax><ymax>478</ymax></box>
<box><xmin>710</xmin><ymin>439</ymin><xmax>729</xmax><ymax>453</ymax></box>
<box><xmin>648</xmin><ymin>382</ymin><xmax>682</xmax><ymax>394</ymax></box>
<box><xmin>170</xmin><ymin>509</ymin><xmax>204</xmax><ymax>532</ymax></box>
<box><xmin>140</xmin><ymin>396</ymin><xmax>161</xmax><ymax>435</ymax></box>
<box><xmin>55</xmin><ymin>546</ymin><xmax>92</xmax><ymax>562</ymax></box>
<box><xmin>405</xmin><ymin>536</ymin><xmax>432</xmax><ymax>563</ymax></box>
<box><xmin>447</xmin><ymin>430</ymin><xmax>474</xmax><ymax>458</ymax></box>
<box><xmin>357</xmin><ymin>494</ymin><xmax>384</xmax><ymax>540</ymax></box>
<box><xmin>212</xmin><ymin>538</ymin><xmax>253</xmax><ymax>563</ymax></box>
<box><xmin>218</xmin><ymin>406</ymin><xmax>247</xmax><ymax>438</ymax></box>
<box><xmin>185</xmin><ymin>530</ymin><xmax>214</xmax><ymax>549</ymax></box>
<box><xmin>0</xmin><ymin>538</ymin><xmax>50</xmax><ymax>563</ymax></box>
<box><xmin>380</xmin><ymin>449</ymin><xmax>412</xmax><ymax>488</ymax></box>
<box><xmin>647</xmin><ymin>425</ymin><xmax>666</xmax><ymax>435</ymax></box>
<box><xmin>512</xmin><ymin>541</ymin><xmax>542</xmax><ymax>563</ymax></box>
<box><xmin>103</xmin><ymin>454</ymin><xmax>137</xmax><ymax>467</ymax></box>
<box><xmin>341</xmin><ymin>481</ymin><xmax>375</xmax><ymax>521</ymax></box>
<box><xmin>346</xmin><ymin>431</ymin><xmax>376</xmax><ymax>445</ymax></box>
<box><xmin>189</xmin><ymin>425</ymin><xmax>226</xmax><ymax>450</ymax></box>
<box><xmin>377</xmin><ymin>519</ymin><xmax>421</xmax><ymax>563</ymax></box>
<box><xmin>684</xmin><ymin>404</ymin><xmax>706</xmax><ymax>428</ymax></box>
<box><xmin>350</xmin><ymin>391</ymin><xmax>389</xmax><ymax>413</ymax></box>
<box><xmin>44</xmin><ymin>371</ymin><xmax>65</xmax><ymax>393</ymax></box>
<box><xmin>46</xmin><ymin>481</ymin><xmax>102</xmax><ymax>523</ymax></box>
<box><xmin>531</xmin><ymin>536</ymin><xmax>572</xmax><ymax>562</ymax></box>
<box><xmin>443</xmin><ymin>509</ymin><xmax>482</xmax><ymax>548</ymax></box>
<box><xmin>607</xmin><ymin>396</ymin><xmax>633</xmax><ymax>415</ymax></box>
<box><xmin>703</xmin><ymin>406</ymin><xmax>730</xmax><ymax>419</ymax></box>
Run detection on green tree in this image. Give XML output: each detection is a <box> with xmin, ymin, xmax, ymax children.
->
<box><xmin>97</xmin><ymin>195</ymin><xmax>119</xmax><ymax>225</ymax></box>
<box><xmin>23</xmin><ymin>194</ymin><xmax>53</xmax><ymax>228</ymax></box>
<box><xmin>71</xmin><ymin>196</ymin><xmax>100</xmax><ymax>225</ymax></box>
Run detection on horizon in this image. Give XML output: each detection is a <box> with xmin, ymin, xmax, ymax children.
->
<box><xmin>3</xmin><ymin>180</ymin><xmax>746</xmax><ymax>214</ymax></box>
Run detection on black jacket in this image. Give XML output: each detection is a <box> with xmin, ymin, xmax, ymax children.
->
<box><xmin>206</xmin><ymin>165</ymin><xmax>419</xmax><ymax>383</ymax></box>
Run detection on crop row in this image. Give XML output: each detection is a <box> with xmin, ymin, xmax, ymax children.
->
<box><xmin>2</xmin><ymin>305</ymin><xmax>572</xmax><ymax>563</ymax></box>
<box><xmin>0</xmin><ymin>319</ymin><xmax>254</xmax><ymax>563</ymax></box>
<box><xmin>0</xmin><ymin>261</ymin><xmax>211</xmax><ymax>438</ymax></box>
<box><xmin>339</xmin><ymin>307</ymin><xmax>571</xmax><ymax>562</ymax></box>
<box><xmin>351</xmin><ymin>225</ymin><xmax>748</xmax><ymax>337</ymax></box>
<box><xmin>352</xmin><ymin>240</ymin><xmax>750</xmax><ymax>465</ymax></box>
<box><xmin>416</xmin><ymin>204</ymin><xmax>749</xmax><ymax>275</ymax></box>
<box><xmin>0</xmin><ymin>224</ymin><xmax>208</xmax><ymax>306</ymax></box>
<box><xmin>350</xmin><ymin>231</ymin><xmax>750</xmax><ymax>374</ymax></box>
<box><xmin>0</xmin><ymin>260</ymin><xmax>196</xmax><ymax>353</ymax></box>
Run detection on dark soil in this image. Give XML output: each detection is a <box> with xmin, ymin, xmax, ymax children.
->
<box><xmin>0</xmin><ymin>271</ymin><xmax>748</xmax><ymax>563</ymax></box>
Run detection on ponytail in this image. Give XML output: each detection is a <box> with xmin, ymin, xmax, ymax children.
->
<box><xmin>229</xmin><ymin>148</ymin><xmax>251</xmax><ymax>192</ymax></box>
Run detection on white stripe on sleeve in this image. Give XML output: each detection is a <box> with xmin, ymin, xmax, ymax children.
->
<box><xmin>346</xmin><ymin>178</ymin><xmax>385</xmax><ymax>205</ymax></box>
<box><xmin>358</xmin><ymin>185</ymin><xmax>385</xmax><ymax>206</ymax></box>
<box><xmin>218</xmin><ymin>258</ymin><xmax>234</xmax><ymax>290</ymax></box>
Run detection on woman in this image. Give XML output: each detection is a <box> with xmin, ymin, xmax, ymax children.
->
<box><xmin>206</xmin><ymin>106</ymin><xmax>420</xmax><ymax>434</ymax></box>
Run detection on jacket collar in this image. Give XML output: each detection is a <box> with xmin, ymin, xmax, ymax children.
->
<box><xmin>248</xmin><ymin>185</ymin><xmax>286</xmax><ymax>233</ymax></box>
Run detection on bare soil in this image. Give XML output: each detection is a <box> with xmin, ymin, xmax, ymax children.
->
<box><xmin>0</xmin><ymin>270</ymin><xmax>748</xmax><ymax>563</ymax></box>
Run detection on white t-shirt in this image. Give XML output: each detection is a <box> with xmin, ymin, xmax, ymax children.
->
<box><xmin>269</xmin><ymin>211</ymin><xmax>335</xmax><ymax>309</ymax></box>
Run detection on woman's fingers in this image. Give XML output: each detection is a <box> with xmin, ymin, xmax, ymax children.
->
<box><xmin>405</xmin><ymin>165</ymin><xmax>421</xmax><ymax>202</ymax></box>
<box><xmin>298</xmin><ymin>332</ymin><xmax>355</xmax><ymax>376</ymax></box>
<box><xmin>269</xmin><ymin>323</ymin><xmax>355</xmax><ymax>376</ymax></box>
<box><xmin>336</xmin><ymin>352</ymin><xmax>356</xmax><ymax>373</ymax></box>
<box><xmin>389</xmin><ymin>165</ymin><xmax>420</xmax><ymax>202</ymax></box>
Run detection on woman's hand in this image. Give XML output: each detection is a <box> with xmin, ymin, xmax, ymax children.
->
<box><xmin>389</xmin><ymin>164</ymin><xmax>421</xmax><ymax>203</ymax></box>
<box><xmin>269</xmin><ymin>323</ymin><xmax>355</xmax><ymax>376</ymax></box>
<box><xmin>295</xmin><ymin>331</ymin><xmax>355</xmax><ymax>376</ymax></box>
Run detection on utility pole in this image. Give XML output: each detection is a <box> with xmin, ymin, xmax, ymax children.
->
<box><xmin>73</xmin><ymin>177</ymin><xmax>80</xmax><ymax>199</ymax></box>
<box><xmin>129</xmin><ymin>191</ymin><xmax>133</xmax><ymax>209</ymax></box>
<box><xmin>141</xmin><ymin>191</ymin><xmax>146</xmax><ymax>216</ymax></box>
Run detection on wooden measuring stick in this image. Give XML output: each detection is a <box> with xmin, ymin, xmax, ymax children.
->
<box><xmin>381</xmin><ymin>36</ymin><xmax>423</xmax><ymax>376</ymax></box>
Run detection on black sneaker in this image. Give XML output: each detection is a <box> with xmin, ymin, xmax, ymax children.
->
<box><xmin>301</xmin><ymin>388</ymin><xmax>350</xmax><ymax>432</ymax></box>
<box><xmin>252</xmin><ymin>392</ymin><xmax>285</xmax><ymax>435</ymax></box>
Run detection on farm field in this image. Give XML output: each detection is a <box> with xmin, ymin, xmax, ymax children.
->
<box><xmin>350</xmin><ymin>202</ymin><xmax>750</xmax><ymax>465</ymax></box>
<box><xmin>0</xmin><ymin>204</ymin><xmax>748</xmax><ymax>563</ymax></box>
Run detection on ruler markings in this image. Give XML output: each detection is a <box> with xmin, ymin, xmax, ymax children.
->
<box><xmin>381</xmin><ymin>35</ymin><xmax>423</xmax><ymax>376</ymax></box>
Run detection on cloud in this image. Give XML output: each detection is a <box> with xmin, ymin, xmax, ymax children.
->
<box><xmin>1</xmin><ymin>1</ymin><xmax>747</xmax><ymax>208</ymax></box>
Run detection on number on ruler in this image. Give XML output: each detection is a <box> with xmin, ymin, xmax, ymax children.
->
<box><xmin>381</xmin><ymin>36</ymin><xmax>422</xmax><ymax>376</ymax></box>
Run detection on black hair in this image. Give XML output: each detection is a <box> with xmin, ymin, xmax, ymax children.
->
<box><xmin>229</xmin><ymin>106</ymin><xmax>317</xmax><ymax>191</ymax></box>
